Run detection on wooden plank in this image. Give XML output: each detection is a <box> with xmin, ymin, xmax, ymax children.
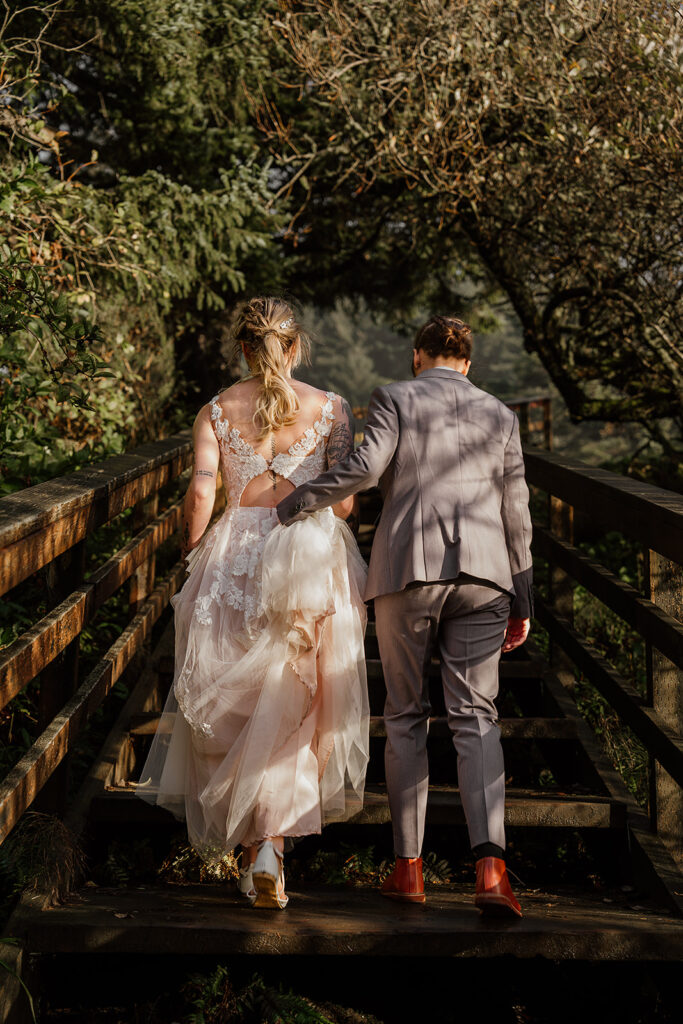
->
<box><xmin>646</xmin><ymin>552</ymin><xmax>683</xmax><ymax>866</ymax></box>
<box><xmin>0</xmin><ymin>432</ymin><xmax>192</xmax><ymax>595</ymax></box>
<box><xmin>533</xmin><ymin>527</ymin><xmax>683</xmax><ymax>669</ymax></box>
<box><xmin>0</xmin><ymin>501</ymin><xmax>183</xmax><ymax>711</ymax></box>
<box><xmin>14</xmin><ymin>883</ymin><xmax>682</xmax><ymax>961</ymax></box>
<box><xmin>64</xmin><ymin>620</ymin><xmax>177</xmax><ymax>838</ymax></box>
<box><xmin>94</xmin><ymin>783</ymin><xmax>626</xmax><ymax>830</ymax></box>
<box><xmin>128</xmin><ymin>494</ymin><xmax>159</xmax><ymax>615</ymax></box>
<box><xmin>353</xmin><ymin>785</ymin><xmax>625</xmax><ymax>829</ymax></box>
<box><xmin>523</xmin><ymin>448</ymin><xmax>683</xmax><ymax>565</ymax></box>
<box><xmin>535</xmin><ymin>597</ymin><xmax>683</xmax><ymax>788</ymax></box>
<box><xmin>129</xmin><ymin>712</ymin><xmax>578</xmax><ymax>741</ymax></box>
<box><xmin>0</xmin><ymin>563</ymin><xmax>185</xmax><ymax>844</ymax></box>
<box><xmin>33</xmin><ymin>539</ymin><xmax>86</xmax><ymax>816</ymax></box>
<box><xmin>548</xmin><ymin>496</ymin><xmax>576</xmax><ymax>694</ymax></box>
<box><xmin>365</xmin><ymin>657</ymin><xmax>546</xmax><ymax>684</ymax></box>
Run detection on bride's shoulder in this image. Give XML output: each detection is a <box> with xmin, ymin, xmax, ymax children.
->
<box><xmin>205</xmin><ymin>379</ymin><xmax>257</xmax><ymax>416</ymax></box>
<box><xmin>291</xmin><ymin>380</ymin><xmax>338</xmax><ymax>408</ymax></box>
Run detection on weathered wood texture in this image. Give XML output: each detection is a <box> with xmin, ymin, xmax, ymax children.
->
<box><xmin>89</xmin><ymin>782</ymin><xmax>626</xmax><ymax>831</ymax></box>
<box><xmin>534</xmin><ymin>599</ymin><xmax>683</xmax><ymax>788</ymax></box>
<box><xmin>0</xmin><ymin>418</ymin><xmax>229</xmax><ymax>843</ymax></box>
<box><xmin>12</xmin><ymin>883</ymin><xmax>683</xmax><ymax>961</ymax></box>
<box><xmin>0</xmin><ymin>564</ymin><xmax>185</xmax><ymax>844</ymax></box>
<box><xmin>508</xmin><ymin>396</ymin><xmax>552</xmax><ymax>449</ymax></box>
<box><xmin>533</xmin><ymin>527</ymin><xmax>683</xmax><ymax>669</ymax></box>
<box><xmin>0</xmin><ymin>431</ymin><xmax>192</xmax><ymax>595</ymax></box>
<box><xmin>525</xmin><ymin>446</ymin><xmax>683</xmax><ymax>875</ymax></box>
<box><xmin>524</xmin><ymin>448</ymin><xmax>683</xmax><ymax>565</ymax></box>
<box><xmin>0</xmin><ymin>499</ymin><xmax>183</xmax><ymax>711</ymax></box>
<box><xmin>646</xmin><ymin>552</ymin><xmax>683</xmax><ymax>866</ymax></box>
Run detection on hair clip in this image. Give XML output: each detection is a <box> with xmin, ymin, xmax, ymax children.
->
<box><xmin>279</xmin><ymin>317</ymin><xmax>294</xmax><ymax>330</ymax></box>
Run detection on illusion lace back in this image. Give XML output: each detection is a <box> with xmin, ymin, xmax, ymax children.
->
<box><xmin>136</xmin><ymin>389</ymin><xmax>370</xmax><ymax>862</ymax></box>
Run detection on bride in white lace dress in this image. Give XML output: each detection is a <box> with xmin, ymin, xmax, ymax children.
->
<box><xmin>137</xmin><ymin>297</ymin><xmax>369</xmax><ymax>908</ymax></box>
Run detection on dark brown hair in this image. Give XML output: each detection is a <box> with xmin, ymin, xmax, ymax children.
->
<box><xmin>414</xmin><ymin>315</ymin><xmax>473</xmax><ymax>361</ymax></box>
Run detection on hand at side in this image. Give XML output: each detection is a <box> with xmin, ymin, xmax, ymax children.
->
<box><xmin>502</xmin><ymin>617</ymin><xmax>531</xmax><ymax>653</ymax></box>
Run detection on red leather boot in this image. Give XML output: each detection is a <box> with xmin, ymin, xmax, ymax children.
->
<box><xmin>380</xmin><ymin>856</ymin><xmax>425</xmax><ymax>903</ymax></box>
<box><xmin>474</xmin><ymin>856</ymin><xmax>522</xmax><ymax>917</ymax></box>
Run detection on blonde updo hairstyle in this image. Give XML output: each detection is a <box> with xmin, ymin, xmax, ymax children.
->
<box><xmin>233</xmin><ymin>296</ymin><xmax>311</xmax><ymax>439</ymax></box>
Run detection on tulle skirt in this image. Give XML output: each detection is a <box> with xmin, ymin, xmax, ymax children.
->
<box><xmin>136</xmin><ymin>504</ymin><xmax>369</xmax><ymax>863</ymax></box>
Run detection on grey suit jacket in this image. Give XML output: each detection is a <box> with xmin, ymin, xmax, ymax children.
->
<box><xmin>277</xmin><ymin>368</ymin><xmax>533</xmax><ymax>617</ymax></box>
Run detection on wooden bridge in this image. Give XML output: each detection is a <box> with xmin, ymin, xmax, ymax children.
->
<box><xmin>1</xmin><ymin>397</ymin><xmax>683</xmax><ymax>1019</ymax></box>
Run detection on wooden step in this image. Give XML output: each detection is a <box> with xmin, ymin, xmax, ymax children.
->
<box><xmin>128</xmin><ymin>712</ymin><xmax>578</xmax><ymax>741</ymax></box>
<box><xmin>354</xmin><ymin>785</ymin><xmax>626</xmax><ymax>829</ymax></box>
<box><xmin>89</xmin><ymin>783</ymin><xmax>626</xmax><ymax>830</ymax></box>
<box><xmin>12</xmin><ymin>882</ymin><xmax>682</xmax><ymax>961</ymax></box>
<box><xmin>367</xmin><ymin>716</ymin><xmax>577</xmax><ymax>740</ymax></box>
<box><xmin>365</xmin><ymin>657</ymin><xmax>546</xmax><ymax>684</ymax></box>
<box><xmin>155</xmin><ymin>651</ymin><xmax>543</xmax><ymax>686</ymax></box>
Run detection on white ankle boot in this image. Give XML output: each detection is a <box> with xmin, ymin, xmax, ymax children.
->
<box><xmin>252</xmin><ymin>840</ymin><xmax>288</xmax><ymax>909</ymax></box>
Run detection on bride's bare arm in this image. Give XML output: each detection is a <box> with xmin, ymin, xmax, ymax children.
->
<box><xmin>327</xmin><ymin>397</ymin><xmax>359</xmax><ymax>533</ymax></box>
<box><xmin>181</xmin><ymin>405</ymin><xmax>220</xmax><ymax>559</ymax></box>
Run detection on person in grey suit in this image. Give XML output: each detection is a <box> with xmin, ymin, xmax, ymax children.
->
<box><xmin>276</xmin><ymin>315</ymin><xmax>533</xmax><ymax>916</ymax></box>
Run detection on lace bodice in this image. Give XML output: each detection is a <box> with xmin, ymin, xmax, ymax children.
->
<box><xmin>209</xmin><ymin>390</ymin><xmax>337</xmax><ymax>509</ymax></box>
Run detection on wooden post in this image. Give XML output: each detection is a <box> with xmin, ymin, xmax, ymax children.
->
<box><xmin>517</xmin><ymin>402</ymin><xmax>530</xmax><ymax>445</ymax></box>
<box><xmin>645</xmin><ymin>551</ymin><xmax>683</xmax><ymax>866</ymax></box>
<box><xmin>34</xmin><ymin>539</ymin><xmax>86</xmax><ymax>815</ymax></box>
<box><xmin>129</xmin><ymin>494</ymin><xmax>159</xmax><ymax>615</ymax></box>
<box><xmin>542</xmin><ymin>398</ymin><xmax>553</xmax><ymax>450</ymax></box>
<box><xmin>549</xmin><ymin>496</ymin><xmax>575</xmax><ymax>691</ymax></box>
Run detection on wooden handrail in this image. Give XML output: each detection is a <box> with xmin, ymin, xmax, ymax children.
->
<box><xmin>0</xmin><ymin>429</ymin><xmax>201</xmax><ymax>837</ymax></box>
<box><xmin>524</xmin><ymin>448</ymin><xmax>683</xmax><ymax>566</ymax></box>
<box><xmin>526</xmin><ymin>448</ymin><xmax>683</xmax><ymax>862</ymax></box>
<box><xmin>0</xmin><ymin>431</ymin><xmax>193</xmax><ymax>596</ymax></box>
<box><xmin>0</xmin><ymin>498</ymin><xmax>184</xmax><ymax>711</ymax></box>
<box><xmin>532</xmin><ymin>526</ymin><xmax>683</xmax><ymax>670</ymax></box>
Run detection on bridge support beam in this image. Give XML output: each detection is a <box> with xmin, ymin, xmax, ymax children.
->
<box><xmin>647</xmin><ymin>551</ymin><xmax>683</xmax><ymax>867</ymax></box>
<box><xmin>549</xmin><ymin>496</ymin><xmax>575</xmax><ymax>692</ymax></box>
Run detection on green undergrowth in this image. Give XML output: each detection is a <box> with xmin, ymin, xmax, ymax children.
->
<box><xmin>532</xmin><ymin>529</ymin><xmax>650</xmax><ymax>808</ymax></box>
<box><xmin>40</xmin><ymin>963</ymin><xmax>384</xmax><ymax>1024</ymax></box>
<box><xmin>183</xmin><ymin>966</ymin><xmax>383</xmax><ymax>1024</ymax></box>
<box><xmin>288</xmin><ymin>844</ymin><xmax>451</xmax><ymax>888</ymax></box>
<box><xmin>87</xmin><ymin>837</ymin><xmax>453</xmax><ymax>891</ymax></box>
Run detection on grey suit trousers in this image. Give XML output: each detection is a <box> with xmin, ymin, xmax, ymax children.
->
<box><xmin>374</xmin><ymin>580</ymin><xmax>511</xmax><ymax>858</ymax></box>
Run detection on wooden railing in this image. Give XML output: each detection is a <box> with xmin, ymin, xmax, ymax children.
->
<box><xmin>0</xmin><ymin>429</ymin><xmax>213</xmax><ymax>843</ymax></box>
<box><xmin>507</xmin><ymin>395</ymin><xmax>553</xmax><ymax>449</ymax></box>
<box><xmin>525</xmin><ymin>448</ymin><xmax>683</xmax><ymax>865</ymax></box>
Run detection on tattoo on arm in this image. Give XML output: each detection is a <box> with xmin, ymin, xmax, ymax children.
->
<box><xmin>196</xmin><ymin>469</ymin><xmax>214</xmax><ymax>478</ymax></box>
<box><xmin>326</xmin><ymin>420</ymin><xmax>354</xmax><ymax>467</ymax></box>
<box><xmin>341</xmin><ymin>398</ymin><xmax>355</xmax><ymax>437</ymax></box>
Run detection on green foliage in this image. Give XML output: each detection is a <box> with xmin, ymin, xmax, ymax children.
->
<box><xmin>0</xmin><ymin>1</ymin><xmax>287</xmax><ymax>491</ymax></box>
<box><xmin>272</xmin><ymin>0</ymin><xmax>683</xmax><ymax>452</ymax></box>
<box><xmin>295</xmin><ymin>843</ymin><xmax>452</xmax><ymax>888</ymax></box>
<box><xmin>95</xmin><ymin>838</ymin><xmax>156</xmax><ymax>887</ymax></box>
<box><xmin>157</xmin><ymin>839</ymin><xmax>240</xmax><ymax>886</ymax></box>
<box><xmin>184</xmin><ymin>966</ymin><xmax>383</xmax><ymax>1024</ymax></box>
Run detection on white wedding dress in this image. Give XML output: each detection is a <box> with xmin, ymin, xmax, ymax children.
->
<box><xmin>136</xmin><ymin>390</ymin><xmax>370</xmax><ymax>864</ymax></box>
